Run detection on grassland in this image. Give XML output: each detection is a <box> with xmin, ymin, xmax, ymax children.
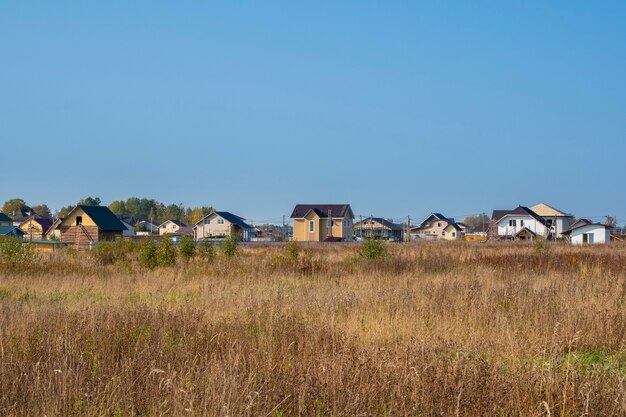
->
<box><xmin>0</xmin><ymin>241</ymin><xmax>625</xmax><ymax>416</ymax></box>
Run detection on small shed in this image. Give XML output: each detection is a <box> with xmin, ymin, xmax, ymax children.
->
<box><xmin>561</xmin><ymin>220</ymin><xmax>611</xmax><ymax>245</ymax></box>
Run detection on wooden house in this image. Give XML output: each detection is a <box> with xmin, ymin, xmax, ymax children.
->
<box><xmin>55</xmin><ymin>205</ymin><xmax>126</xmax><ymax>247</ymax></box>
<box><xmin>353</xmin><ymin>217</ymin><xmax>404</xmax><ymax>241</ymax></box>
<box><xmin>193</xmin><ymin>211</ymin><xmax>254</xmax><ymax>241</ymax></box>
<box><xmin>159</xmin><ymin>219</ymin><xmax>186</xmax><ymax>235</ymax></box>
<box><xmin>291</xmin><ymin>204</ymin><xmax>354</xmax><ymax>242</ymax></box>
<box><xmin>410</xmin><ymin>213</ymin><xmax>454</xmax><ymax>240</ymax></box>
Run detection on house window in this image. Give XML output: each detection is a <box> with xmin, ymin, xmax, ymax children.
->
<box><xmin>520</xmin><ymin>220</ymin><xmax>524</xmax><ymax>227</ymax></box>
<box><xmin>218</xmin><ymin>219</ymin><xmax>224</xmax><ymax>225</ymax></box>
<box><xmin>452</xmin><ymin>232</ymin><xmax>456</xmax><ymax>237</ymax></box>
<box><xmin>205</xmin><ymin>218</ymin><xmax>211</xmax><ymax>224</ymax></box>
<box><xmin>437</xmin><ymin>222</ymin><xmax>441</xmax><ymax>227</ymax></box>
<box><xmin>309</xmin><ymin>220</ymin><xmax>314</xmax><ymax>232</ymax></box>
<box><xmin>582</xmin><ymin>233</ymin><xmax>594</xmax><ymax>244</ymax></box>
<box><xmin>331</xmin><ymin>220</ymin><xmax>336</xmax><ymax>227</ymax></box>
<box><xmin>76</xmin><ymin>216</ymin><xmax>83</xmax><ymax>226</ymax></box>
<box><xmin>509</xmin><ymin>220</ymin><xmax>516</xmax><ymax>227</ymax></box>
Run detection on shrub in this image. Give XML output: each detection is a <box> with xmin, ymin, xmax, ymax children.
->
<box><xmin>0</xmin><ymin>237</ymin><xmax>36</xmax><ymax>266</ymax></box>
<box><xmin>286</xmin><ymin>241</ymin><xmax>299</xmax><ymax>261</ymax></box>
<box><xmin>179</xmin><ymin>235</ymin><xmax>196</xmax><ymax>262</ymax></box>
<box><xmin>157</xmin><ymin>236</ymin><xmax>177</xmax><ymax>267</ymax></box>
<box><xmin>533</xmin><ymin>239</ymin><xmax>549</xmax><ymax>255</ymax></box>
<box><xmin>358</xmin><ymin>238</ymin><xmax>387</xmax><ymax>260</ymax></box>
<box><xmin>198</xmin><ymin>238</ymin><xmax>216</xmax><ymax>263</ymax></box>
<box><xmin>140</xmin><ymin>238</ymin><xmax>158</xmax><ymax>269</ymax></box>
<box><xmin>222</xmin><ymin>236</ymin><xmax>238</xmax><ymax>258</ymax></box>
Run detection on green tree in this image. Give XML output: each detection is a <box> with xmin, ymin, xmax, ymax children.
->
<box><xmin>286</xmin><ymin>241</ymin><xmax>299</xmax><ymax>261</ymax></box>
<box><xmin>463</xmin><ymin>213</ymin><xmax>490</xmax><ymax>229</ymax></box>
<box><xmin>358</xmin><ymin>238</ymin><xmax>387</xmax><ymax>260</ymax></box>
<box><xmin>31</xmin><ymin>204</ymin><xmax>51</xmax><ymax>218</ymax></box>
<box><xmin>222</xmin><ymin>236</ymin><xmax>238</xmax><ymax>258</ymax></box>
<box><xmin>2</xmin><ymin>198</ymin><xmax>29</xmax><ymax>215</ymax></box>
<box><xmin>79</xmin><ymin>196</ymin><xmax>101</xmax><ymax>206</ymax></box>
<box><xmin>157</xmin><ymin>236</ymin><xmax>177</xmax><ymax>267</ymax></box>
<box><xmin>179</xmin><ymin>235</ymin><xmax>196</xmax><ymax>262</ymax></box>
<box><xmin>198</xmin><ymin>238</ymin><xmax>215</xmax><ymax>262</ymax></box>
<box><xmin>140</xmin><ymin>239</ymin><xmax>158</xmax><ymax>269</ymax></box>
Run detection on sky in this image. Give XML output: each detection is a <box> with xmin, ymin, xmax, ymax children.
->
<box><xmin>1</xmin><ymin>1</ymin><xmax>625</xmax><ymax>225</ymax></box>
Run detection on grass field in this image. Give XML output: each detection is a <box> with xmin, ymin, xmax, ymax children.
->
<box><xmin>0</xmin><ymin>241</ymin><xmax>625</xmax><ymax>416</ymax></box>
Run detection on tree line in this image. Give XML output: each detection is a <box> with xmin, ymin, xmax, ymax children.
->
<box><xmin>1</xmin><ymin>197</ymin><xmax>214</xmax><ymax>226</ymax></box>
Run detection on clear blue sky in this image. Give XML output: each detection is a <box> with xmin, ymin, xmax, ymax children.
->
<box><xmin>2</xmin><ymin>1</ymin><xmax>625</xmax><ymax>224</ymax></box>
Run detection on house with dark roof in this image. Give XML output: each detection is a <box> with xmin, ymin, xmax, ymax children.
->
<box><xmin>158</xmin><ymin>219</ymin><xmax>186</xmax><ymax>236</ymax></box>
<box><xmin>530</xmin><ymin>203</ymin><xmax>574</xmax><ymax>238</ymax></box>
<box><xmin>193</xmin><ymin>211</ymin><xmax>255</xmax><ymax>241</ymax></box>
<box><xmin>0</xmin><ymin>213</ymin><xmax>12</xmax><ymax>226</ymax></box>
<box><xmin>55</xmin><ymin>205</ymin><xmax>126</xmax><ymax>247</ymax></box>
<box><xmin>353</xmin><ymin>216</ymin><xmax>404</xmax><ymax>241</ymax></box>
<box><xmin>291</xmin><ymin>204</ymin><xmax>354</xmax><ymax>242</ymax></box>
<box><xmin>442</xmin><ymin>222</ymin><xmax>465</xmax><ymax>240</ymax></box>
<box><xmin>410</xmin><ymin>213</ymin><xmax>455</xmax><ymax>240</ymax></box>
<box><xmin>561</xmin><ymin>219</ymin><xmax>612</xmax><ymax>245</ymax></box>
<box><xmin>491</xmin><ymin>206</ymin><xmax>548</xmax><ymax>240</ymax></box>
<box><xmin>17</xmin><ymin>215</ymin><xmax>54</xmax><ymax>240</ymax></box>
<box><xmin>0</xmin><ymin>225</ymin><xmax>27</xmax><ymax>238</ymax></box>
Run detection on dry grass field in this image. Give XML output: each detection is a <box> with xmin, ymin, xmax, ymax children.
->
<box><xmin>0</xmin><ymin>241</ymin><xmax>625</xmax><ymax>416</ymax></box>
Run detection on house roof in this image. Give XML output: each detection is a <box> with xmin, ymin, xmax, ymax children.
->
<box><xmin>19</xmin><ymin>215</ymin><xmax>54</xmax><ymax>232</ymax></box>
<box><xmin>561</xmin><ymin>219</ymin><xmax>611</xmax><ymax>235</ymax></box>
<box><xmin>160</xmin><ymin>219</ymin><xmax>186</xmax><ymax>227</ymax></box>
<box><xmin>45</xmin><ymin>218</ymin><xmax>62</xmax><ymax>236</ymax></box>
<box><xmin>0</xmin><ymin>213</ymin><xmax>11</xmax><ymax>222</ymax></box>
<box><xmin>413</xmin><ymin>213</ymin><xmax>454</xmax><ymax>230</ymax></box>
<box><xmin>515</xmin><ymin>227</ymin><xmax>537</xmax><ymax>237</ymax></box>
<box><xmin>117</xmin><ymin>214</ymin><xmax>137</xmax><ymax>226</ymax></box>
<box><xmin>74</xmin><ymin>205</ymin><xmax>126</xmax><ymax>231</ymax></box>
<box><xmin>355</xmin><ymin>217</ymin><xmax>403</xmax><ymax>231</ymax></box>
<box><xmin>194</xmin><ymin>211</ymin><xmax>253</xmax><ymax>230</ymax></box>
<box><xmin>530</xmin><ymin>203</ymin><xmax>572</xmax><ymax>218</ymax></box>
<box><xmin>0</xmin><ymin>225</ymin><xmax>26</xmax><ymax>236</ymax></box>
<box><xmin>469</xmin><ymin>223</ymin><xmax>490</xmax><ymax>233</ymax></box>
<box><xmin>492</xmin><ymin>206</ymin><xmax>547</xmax><ymax>226</ymax></box>
<box><xmin>290</xmin><ymin>204</ymin><xmax>353</xmax><ymax>219</ymax></box>
<box><xmin>444</xmin><ymin>222</ymin><xmax>463</xmax><ymax>232</ymax></box>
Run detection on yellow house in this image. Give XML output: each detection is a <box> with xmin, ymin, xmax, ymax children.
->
<box><xmin>291</xmin><ymin>204</ymin><xmax>354</xmax><ymax>242</ymax></box>
<box><xmin>18</xmin><ymin>216</ymin><xmax>54</xmax><ymax>240</ymax></box>
<box><xmin>55</xmin><ymin>205</ymin><xmax>126</xmax><ymax>247</ymax></box>
<box><xmin>442</xmin><ymin>223</ymin><xmax>464</xmax><ymax>240</ymax></box>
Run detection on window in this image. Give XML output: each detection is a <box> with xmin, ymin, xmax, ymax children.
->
<box><xmin>437</xmin><ymin>222</ymin><xmax>441</xmax><ymax>227</ymax></box>
<box><xmin>76</xmin><ymin>216</ymin><xmax>83</xmax><ymax>226</ymax></box>
<box><xmin>309</xmin><ymin>220</ymin><xmax>314</xmax><ymax>232</ymax></box>
<box><xmin>509</xmin><ymin>219</ymin><xmax>516</xmax><ymax>227</ymax></box>
<box><xmin>520</xmin><ymin>220</ymin><xmax>524</xmax><ymax>227</ymax></box>
<box><xmin>452</xmin><ymin>232</ymin><xmax>456</xmax><ymax>237</ymax></box>
<box><xmin>205</xmin><ymin>218</ymin><xmax>211</xmax><ymax>224</ymax></box>
<box><xmin>218</xmin><ymin>219</ymin><xmax>224</xmax><ymax>225</ymax></box>
<box><xmin>331</xmin><ymin>220</ymin><xmax>336</xmax><ymax>227</ymax></box>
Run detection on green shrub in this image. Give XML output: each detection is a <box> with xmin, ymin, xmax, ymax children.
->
<box><xmin>198</xmin><ymin>238</ymin><xmax>215</xmax><ymax>262</ymax></box>
<box><xmin>222</xmin><ymin>236</ymin><xmax>238</xmax><ymax>258</ymax></box>
<box><xmin>0</xmin><ymin>236</ymin><xmax>36</xmax><ymax>266</ymax></box>
<box><xmin>286</xmin><ymin>241</ymin><xmax>299</xmax><ymax>261</ymax></box>
<box><xmin>533</xmin><ymin>239</ymin><xmax>549</xmax><ymax>255</ymax></box>
<box><xmin>157</xmin><ymin>236</ymin><xmax>177</xmax><ymax>267</ymax></box>
<box><xmin>94</xmin><ymin>239</ymin><xmax>140</xmax><ymax>265</ymax></box>
<box><xmin>179</xmin><ymin>235</ymin><xmax>195</xmax><ymax>262</ymax></box>
<box><xmin>358</xmin><ymin>238</ymin><xmax>387</xmax><ymax>260</ymax></box>
<box><xmin>140</xmin><ymin>238</ymin><xmax>158</xmax><ymax>269</ymax></box>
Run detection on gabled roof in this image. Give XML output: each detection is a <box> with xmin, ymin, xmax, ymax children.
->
<box><xmin>65</xmin><ymin>205</ymin><xmax>126</xmax><ymax>231</ymax></box>
<box><xmin>117</xmin><ymin>214</ymin><xmax>137</xmax><ymax>226</ymax></box>
<box><xmin>515</xmin><ymin>227</ymin><xmax>537</xmax><ymax>237</ymax></box>
<box><xmin>194</xmin><ymin>211</ymin><xmax>253</xmax><ymax>230</ymax></box>
<box><xmin>444</xmin><ymin>222</ymin><xmax>463</xmax><ymax>232</ymax></box>
<box><xmin>561</xmin><ymin>219</ymin><xmax>611</xmax><ymax>235</ymax></box>
<box><xmin>530</xmin><ymin>203</ymin><xmax>573</xmax><ymax>218</ymax></box>
<box><xmin>291</xmin><ymin>204</ymin><xmax>353</xmax><ymax>219</ymax></box>
<box><xmin>19</xmin><ymin>215</ymin><xmax>54</xmax><ymax>232</ymax></box>
<box><xmin>0</xmin><ymin>213</ymin><xmax>11</xmax><ymax>222</ymax></box>
<box><xmin>469</xmin><ymin>223</ymin><xmax>490</xmax><ymax>233</ymax></box>
<box><xmin>414</xmin><ymin>213</ymin><xmax>453</xmax><ymax>229</ymax></box>
<box><xmin>0</xmin><ymin>225</ymin><xmax>26</xmax><ymax>236</ymax></box>
<box><xmin>492</xmin><ymin>206</ymin><xmax>547</xmax><ymax>226</ymax></box>
<box><xmin>45</xmin><ymin>218</ymin><xmax>62</xmax><ymax>236</ymax></box>
<box><xmin>355</xmin><ymin>217</ymin><xmax>403</xmax><ymax>231</ymax></box>
<box><xmin>159</xmin><ymin>219</ymin><xmax>186</xmax><ymax>227</ymax></box>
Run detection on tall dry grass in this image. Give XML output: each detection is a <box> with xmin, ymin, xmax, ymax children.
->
<box><xmin>0</xmin><ymin>241</ymin><xmax>625</xmax><ymax>416</ymax></box>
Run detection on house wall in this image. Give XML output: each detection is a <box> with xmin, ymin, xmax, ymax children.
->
<box><xmin>19</xmin><ymin>221</ymin><xmax>45</xmax><ymax>240</ymax></box>
<box><xmin>160</xmin><ymin>222</ymin><xmax>181</xmax><ymax>235</ymax></box>
<box><xmin>443</xmin><ymin>227</ymin><xmax>462</xmax><ymax>240</ymax></box>
<box><xmin>414</xmin><ymin>220</ymin><xmax>449</xmax><ymax>239</ymax></box>
<box><xmin>293</xmin><ymin>216</ymin><xmax>352</xmax><ymax>242</ymax></box>
<box><xmin>194</xmin><ymin>215</ymin><xmax>232</xmax><ymax>240</ymax></box>
<box><xmin>570</xmin><ymin>225</ymin><xmax>611</xmax><ymax>245</ymax></box>
<box><xmin>496</xmin><ymin>215</ymin><xmax>546</xmax><ymax>237</ymax></box>
<box><xmin>60</xmin><ymin>209</ymin><xmax>97</xmax><ymax>228</ymax></box>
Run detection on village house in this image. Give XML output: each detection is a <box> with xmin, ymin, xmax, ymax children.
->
<box><xmin>116</xmin><ymin>215</ymin><xmax>136</xmax><ymax>237</ymax></box>
<box><xmin>18</xmin><ymin>215</ymin><xmax>54</xmax><ymax>240</ymax></box>
<box><xmin>0</xmin><ymin>225</ymin><xmax>26</xmax><ymax>238</ymax></box>
<box><xmin>465</xmin><ymin>223</ymin><xmax>490</xmax><ymax>241</ymax></box>
<box><xmin>159</xmin><ymin>219</ymin><xmax>186</xmax><ymax>235</ymax></box>
<box><xmin>353</xmin><ymin>217</ymin><xmax>404</xmax><ymax>241</ymax></box>
<box><xmin>136</xmin><ymin>220</ymin><xmax>160</xmax><ymax>234</ymax></box>
<box><xmin>0</xmin><ymin>213</ymin><xmax>12</xmax><ymax>226</ymax></box>
<box><xmin>561</xmin><ymin>219</ymin><xmax>612</xmax><ymax>245</ymax></box>
<box><xmin>442</xmin><ymin>222</ymin><xmax>466</xmax><ymax>240</ymax></box>
<box><xmin>193</xmin><ymin>211</ymin><xmax>255</xmax><ymax>241</ymax></box>
<box><xmin>54</xmin><ymin>205</ymin><xmax>126</xmax><ymax>247</ymax></box>
<box><xmin>291</xmin><ymin>204</ymin><xmax>354</xmax><ymax>242</ymax></box>
<box><xmin>44</xmin><ymin>218</ymin><xmax>62</xmax><ymax>240</ymax></box>
<box><xmin>491</xmin><ymin>206</ymin><xmax>548</xmax><ymax>240</ymax></box>
<box><xmin>530</xmin><ymin>203</ymin><xmax>574</xmax><ymax>238</ymax></box>
<box><xmin>8</xmin><ymin>208</ymin><xmax>30</xmax><ymax>226</ymax></box>
<box><xmin>410</xmin><ymin>213</ymin><xmax>454</xmax><ymax>240</ymax></box>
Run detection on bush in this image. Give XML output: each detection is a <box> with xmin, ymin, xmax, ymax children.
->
<box><xmin>157</xmin><ymin>236</ymin><xmax>177</xmax><ymax>267</ymax></box>
<box><xmin>0</xmin><ymin>237</ymin><xmax>36</xmax><ymax>266</ymax></box>
<box><xmin>140</xmin><ymin>239</ymin><xmax>158</xmax><ymax>269</ymax></box>
<box><xmin>198</xmin><ymin>238</ymin><xmax>215</xmax><ymax>263</ymax></box>
<box><xmin>358</xmin><ymin>238</ymin><xmax>387</xmax><ymax>260</ymax></box>
<box><xmin>286</xmin><ymin>241</ymin><xmax>299</xmax><ymax>261</ymax></box>
<box><xmin>179</xmin><ymin>235</ymin><xmax>196</xmax><ymax>262</ymax></box>
<box><xmin>222</xmin><ymin>236</ymin><xmax>238</xmax><ymax>258</ymax></box>
<box><xmin>533</xmin><ymin>239</ymin><xmax>549</xmax><ymax>255</ymax></box>
<box><xmin>93</xmin><ymin>239</ymin><xmax>139</xmax><ymax>265</ymax></box>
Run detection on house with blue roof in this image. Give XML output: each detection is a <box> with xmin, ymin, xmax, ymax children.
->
<box><xmin>0</xmin><ymin>225</ymin><xmax>27</xmax><ymax>238</ymax></box>
<box><xmin>193</xmin><ymin>211</ymin><xmax>255</xmax><ymax>241</ymax></box>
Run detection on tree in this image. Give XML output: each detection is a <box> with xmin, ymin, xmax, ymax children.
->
<box><xmin>463</xmin><ymin>213</ymin><xmax>490</xmax><ymax>229</ymax></box>
<box><xmin>222</xmin><ymin>236</ymin><xmax>238</xmax><ymax>258</ymax></box>
<box><xmin>179</xmin><ymin>235</ymin><xmax>196</xmax><ymax>262</ymax></box>
<box><xmin>79</xmin><ymin>197</ymin><xmax>101</xmax><ymax>206</ymax></box>
<box><xmin>31</xmin><ymin>204</ymin><xmax>51</xmax><ymax>218</ymax></box>
<box><xmin>156</xmin><ymin>236</ymin><xmax>177</xmax><ymax>267</ymax></box>
<box><xmin>198</xmin><ymin>238</ymin><xmax>215</xmax><ymax>262</ymax></box>
<box><xmin>140</xmin><ymin>239</ymin><xmax>158</xmax><ymax>269</ymax></box>
<box><xmin>2</xmin><ymin>198</ymin><xmax>29</xmax><ymax>215</ymax></box>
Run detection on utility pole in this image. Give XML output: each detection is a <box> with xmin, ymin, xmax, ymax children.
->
<box><xmin>328</xmin><ymin>209</ymin><xmax>332</xmax><ymax>237</ymax></box>
<box><xmin>282</xmin><ymin>215</ymin><xmax>286</xmax><ymax>242</ymax></box>
<box><xmin>28</xmin><ymin>210</ymin><xmax>33</xmax><ymax>244</ymax></box>
<box><xmin>406</xmin><ymin>215</ymin><xmax>410</xmax><ymax>243</ymax></box>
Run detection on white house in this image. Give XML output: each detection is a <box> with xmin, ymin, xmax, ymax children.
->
<box><xmin>159</xmin><ymin>219</ymin><xmax>185</xmax><ymax>235</ymax></box>
<box><xmin>530</xmin><ymin>203</ymin><xmax>574</xmax><ymax>238</ymax></box>
<box><xmin>193</xmin><ymin>211</ymin><xmax>255</xmax><ymax>241</ymax></box>
<box><xmin>561</xmin><ymin>219</ymin><xmax>611</xmax><ymax>245</ymax></box>
<box><xmin>491</xmin><ymin>206</ymin><xmax>548</xmax><ymax>240</ymax></box>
